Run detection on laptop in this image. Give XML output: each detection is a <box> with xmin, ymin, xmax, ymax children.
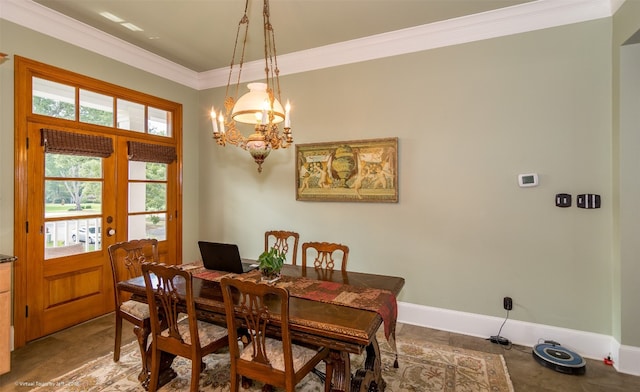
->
<box><xmin>197</xmin><ymin>241</ymin><xmax>258</xmax><ymax>274</ymax></box>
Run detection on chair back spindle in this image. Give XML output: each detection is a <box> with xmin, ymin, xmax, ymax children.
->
<box><xmin>109</xmin><ymin>239</ymin><xmax>159</xmax><ymax>308</ymax></box>
<box><xmin>301</xmin><ymin>242</ymin><xmax>349</xmax><ymax>272</ymax></box>
<box><xmin>265</xmin><ymin>230</ymin><xmax>300</xmax><ymax>265</ymax></box>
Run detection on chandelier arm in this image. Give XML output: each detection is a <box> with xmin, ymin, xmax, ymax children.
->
<box><xmin>217</xmin><ymin>123</ymin><xmax>249</xmax><ymax>150</ymax></box>
<box><xmin>264</xmin><ymin>123</ymin><xmax>292</xmax><ymax>150</ymax></box>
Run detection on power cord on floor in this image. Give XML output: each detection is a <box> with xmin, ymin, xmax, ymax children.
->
<box><xmin>487</xmin><ymin>309</ymin><xmax>512</xmax><ymax>349</ymax></box>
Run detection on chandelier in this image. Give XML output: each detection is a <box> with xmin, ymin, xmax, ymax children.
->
<box><xmin>210</xmin><ymin>0</ymin><xmax>292</xmax><ymax>173</ymax></box>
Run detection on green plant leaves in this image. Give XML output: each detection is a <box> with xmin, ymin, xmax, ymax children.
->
<box><xmin>258</xmin><ymin>247</ymin><xmax>285</xmax><ymax>275</ymax></box>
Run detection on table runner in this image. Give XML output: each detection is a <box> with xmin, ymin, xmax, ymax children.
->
<box><xmin>192</xmin><ymin>268</ymin><xmax>230</xmax><ymax>281</ymax></box>
<box><xmin>277</xmin><ymin>274</ymin><xmax>397</xmax><ymax>342</ymax></box>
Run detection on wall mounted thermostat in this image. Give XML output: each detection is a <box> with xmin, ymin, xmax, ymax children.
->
<box><xmin>518</xmin><ymin>173</ymin><xmax>538</xmax><ymax>187</ymax></box>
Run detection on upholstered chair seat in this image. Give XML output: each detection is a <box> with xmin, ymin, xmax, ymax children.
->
<box><xmin>240</xmin><ymin>337</ymin><xmax>325</xmax><ymax>373</ymax></box>
<box><xmin>120</xmin><ymin>300</ymin><xmax>150</xmax><ymax>320</ymax></box>
<box><xmin>160</xmin><ymin>316</ymin><xmax>229</xmax><ymax>347</ymax></box>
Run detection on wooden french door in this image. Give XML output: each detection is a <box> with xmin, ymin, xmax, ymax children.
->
<box><xmin>24</xmin><ymin>123</ymin><xmax>180</xmax><ymax>342</ymax></box>
<box><xmin>14</xmin><ymin>56</ymin><xmax>182</xmax><ymax>347</ymax></box>
<box><xmin>25</xmin><ymin>122</ymin><xmax>118</xmax><ymax>340</ymax></box>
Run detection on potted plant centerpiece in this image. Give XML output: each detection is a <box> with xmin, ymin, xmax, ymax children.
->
<box><xmin>258</xmin><ymin>247</ymin><xmax>285</xmax><ymax>282</ymax></box>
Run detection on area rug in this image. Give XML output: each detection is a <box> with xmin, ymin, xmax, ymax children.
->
<box><xmin>31</xmin><ymin>332</ymin><xmax>514</xmax><ymax>392</ymax></box>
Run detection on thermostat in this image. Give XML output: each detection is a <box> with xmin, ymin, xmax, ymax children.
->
<box><xmin>518</xmin><ymin>173</ymin><xmax>538</xmax><ymax>187</ymax></box>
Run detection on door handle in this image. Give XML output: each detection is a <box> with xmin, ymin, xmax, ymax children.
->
<box><xmin>107</xmin><ymin>228</ymin><xmax>116</xmax><ymax>237</ymax></box>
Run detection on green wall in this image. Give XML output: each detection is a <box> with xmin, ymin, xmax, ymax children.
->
<box><xmin>199</xmin><ymin>18</ymin><xmax>616</xmax><ymax>336</ymax></box>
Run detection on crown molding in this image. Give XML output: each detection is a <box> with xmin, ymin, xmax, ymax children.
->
<box><xmin>1</xmin><ymin>0</ymin><xmax>200</xmax><ymax>88</ymax></box>
<box><xmin>2</xmin><ymin>0</ymin><xmax>616</xmax><ymax>91</ymax></box>
<box><xmin>198</xmin><ymin>0</ymin><xmax>614</xmax><ymax>89</ymax></box>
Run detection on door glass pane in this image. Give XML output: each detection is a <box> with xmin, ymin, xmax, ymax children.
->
<box><xmin>32</xmin><ymin>77</ymin><xmax>75</xmax><ymax>120</ymax></box>
<box><xmin>148</xmin><ymin>107</ymin><xmax>172</xmax><ymax>137</ymax></box>
<box><xmin>129</xmin><ymin>161</ymin><xmax>167</xmax><ymax>181</ymax></box>
<box><xmin>128</xmin><ymin>159</ymin><xmax>167</xmax><ymax>241</ymax></box>
<box><xmin>45</xmin><ymin>180</ymin><xmax>102</xmax><ymax>218</ymax></box>
<box><xmin>45</xmin><ymin>154</ymin><xmax>102</xmax><ymax>178</ymax></box>
<box><xmin>128</xmin><ymin>213</ymin><xmax>166</xmax><ymax>241</ymax></box>
<box><xmin>44</xmin><ymin>153</ymin><xmax>103</xmax><ymax>258</ymax></box>
<box><xmin>117</xmin><ymin>99</ymin><xmax>145</xmax><ymax>132</ymax></box>
<box><xmin>128</xmin><ymin>183</ymin><xmax>167</xmax><ymax>212</ymax></box>
<box><xmin>80</xmin><ymin>89</ymin><xmax>114</xmax><ymax>126</ymax></box>
<box><xmin>45</xmin><ymin>154</ymin><xmax>103</xmax><ymax>219</ymax></box>
<box><xmin>44</xmin><ymin>218</ymin><xmax>102</xmax><ymax>259</ymax></box>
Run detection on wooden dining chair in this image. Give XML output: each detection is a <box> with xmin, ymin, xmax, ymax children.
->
<box><xmin>301</xmin><ymin>242</ymin><xmax>349</xmax><ymax>272</ymax></box>
<box><xmin>142</xmin><ymin>263</ymin><xmax>230</xmax><ymax>392</ymax></box>
<box><xmin>108</xmin><ymin>238</ymin><xmax>158</xmax><ymax>379</ymax></box>
<box><xmin>265</xmin><ymin>230</ymin><xmax>300</xmax><ymax>265</ymax></box>
<box><xmin>220</xmin><ymin>276</ymin><xmax>333</xmax><ymax>392</ymax></box>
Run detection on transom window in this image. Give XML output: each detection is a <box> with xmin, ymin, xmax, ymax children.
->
<box><xmin>32</xmin><ymin>77</ymin><xmax>172</xmax><ymax>137</ymax></box>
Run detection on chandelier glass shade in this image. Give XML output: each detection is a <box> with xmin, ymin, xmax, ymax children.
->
<box><xmin>232</xmin><ymin>83</ymin><xmax>285</xmax><ymax>124</ymax></box>
<box><xmin>210</xmin><ymin>0</ymin><xmax>293</xmax><ymax>173</ymax></box>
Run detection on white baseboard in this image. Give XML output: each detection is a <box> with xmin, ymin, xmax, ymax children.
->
<box><xmin>618</xmin><ymin>344</ymin><xmax>640</xmax><ymax>376</ymax></box>
<box><xmin>397</xmin><ymin>301</ymin><xmax>640</xmax><ymax>376</ymax></box>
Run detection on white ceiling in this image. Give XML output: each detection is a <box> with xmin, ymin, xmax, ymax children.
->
<box><xmin>0</xmin><ymin>0</ymin><xmax>624</xmax><ymax>89</ymax></box>
<box><xmin>31</xmin><ymin>0</ymin><xmax>536</xmax><ymax>72</ymax></box>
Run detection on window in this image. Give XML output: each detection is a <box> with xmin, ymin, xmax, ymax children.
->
<box><xmin>32</xmin><ymin>76</ymin><xmax>172</xmax><ymax>137</ymax></box>
<box><xmin>32</xmin><ymin>77</ymin><xmax>75</xmax><ymax>120</ymax></box>
<box><xmin>80</xmin><ymin>89</ymin><xmax>114</xmax><ymax>126</ymax></box>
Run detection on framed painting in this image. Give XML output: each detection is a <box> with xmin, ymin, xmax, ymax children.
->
<box><xmin>295</xmin><ymin>137</ymin><xmax>398</xmax><ymax>202</ymax></box>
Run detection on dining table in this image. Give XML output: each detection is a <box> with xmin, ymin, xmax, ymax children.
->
<box><xmin>117</xmin><ymin>261</ymin><xmax>405</xmax><ymax>392</ymax></box>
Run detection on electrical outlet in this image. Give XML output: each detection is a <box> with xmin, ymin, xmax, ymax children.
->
<box><xmin>503</xmin><ymin>296</ymin><xmax>513</xmax><ymax>311</ymax></box>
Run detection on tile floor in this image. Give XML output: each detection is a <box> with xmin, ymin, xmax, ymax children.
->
<box><xmin>1</xmin><ymin>314</ymin><xmax>640</xmax><ymax>391</ymax></box>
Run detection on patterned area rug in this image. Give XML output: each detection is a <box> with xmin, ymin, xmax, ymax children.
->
<box><xmin>32</xmin><ymin>332</ymin><xmax>514</xmax><ymax>392</ymax></box>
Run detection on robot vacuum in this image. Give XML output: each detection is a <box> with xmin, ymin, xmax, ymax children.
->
<box><xmin>532</xmin><ymin>341</ymin><xmax>586</xmax><ymax>375</ymax></box>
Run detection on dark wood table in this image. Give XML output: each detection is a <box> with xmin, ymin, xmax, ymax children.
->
<box><xmin>117</xmin><ymin>263</ymin><xmax>404</xmax><ymax>392</ymax></box>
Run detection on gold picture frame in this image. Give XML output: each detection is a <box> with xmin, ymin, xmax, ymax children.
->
<box><xmin>296</xmin><ymin>137</ymin><xmax>398</xmax><ymax>202</ymax></box>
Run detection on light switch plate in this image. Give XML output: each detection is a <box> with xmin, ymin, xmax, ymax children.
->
<box><xmin>555</xmin><ymin>193</ymin><xmax>571</xmax><ymax>207</ymax></box>
<box><xmin>577</xmin><ymin>194</ymin><xmax>601</xmax><ymax>209</ymax></box>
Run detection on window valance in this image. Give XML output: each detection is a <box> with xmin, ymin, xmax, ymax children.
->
<box><xmin>41</xmin><ymin>128</ymin><xmax>113</xmax><ymax>158</ymax></box>
<box><xmin>127</xmin><ymin>141</ymin><xmax>177</xmax><ymax>163</ymax></box>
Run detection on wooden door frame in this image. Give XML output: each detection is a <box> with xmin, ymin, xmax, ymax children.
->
<box><xmin>13</xmin><ymin>56</ymin><xmax>183</xmax><ymax>348</ymax></box>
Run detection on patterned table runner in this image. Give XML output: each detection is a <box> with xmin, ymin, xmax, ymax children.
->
<box><xmin>276</xmin><ymin>274</ymin><xmax>398</xmax><ymax>342</ymax></box>
<box><xmin>192</xmin><ymin>268</ymin><xmax>233</xmax><ymax>281</ymax></box>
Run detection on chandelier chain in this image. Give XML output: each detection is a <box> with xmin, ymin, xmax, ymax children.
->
<box><xmin>264</xmin><ymin>2</ymin><xmax>281</xmax><ymax>104</ymax></box>
<box><xmin>212</xmin><ymin>0</ymin><xmax>293</xmax><ymax>173</ymax></box>
<box><xmin>225</xmin><ymin>1</ymin><xmax>251</xmax><ymax>104</ymax></box>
